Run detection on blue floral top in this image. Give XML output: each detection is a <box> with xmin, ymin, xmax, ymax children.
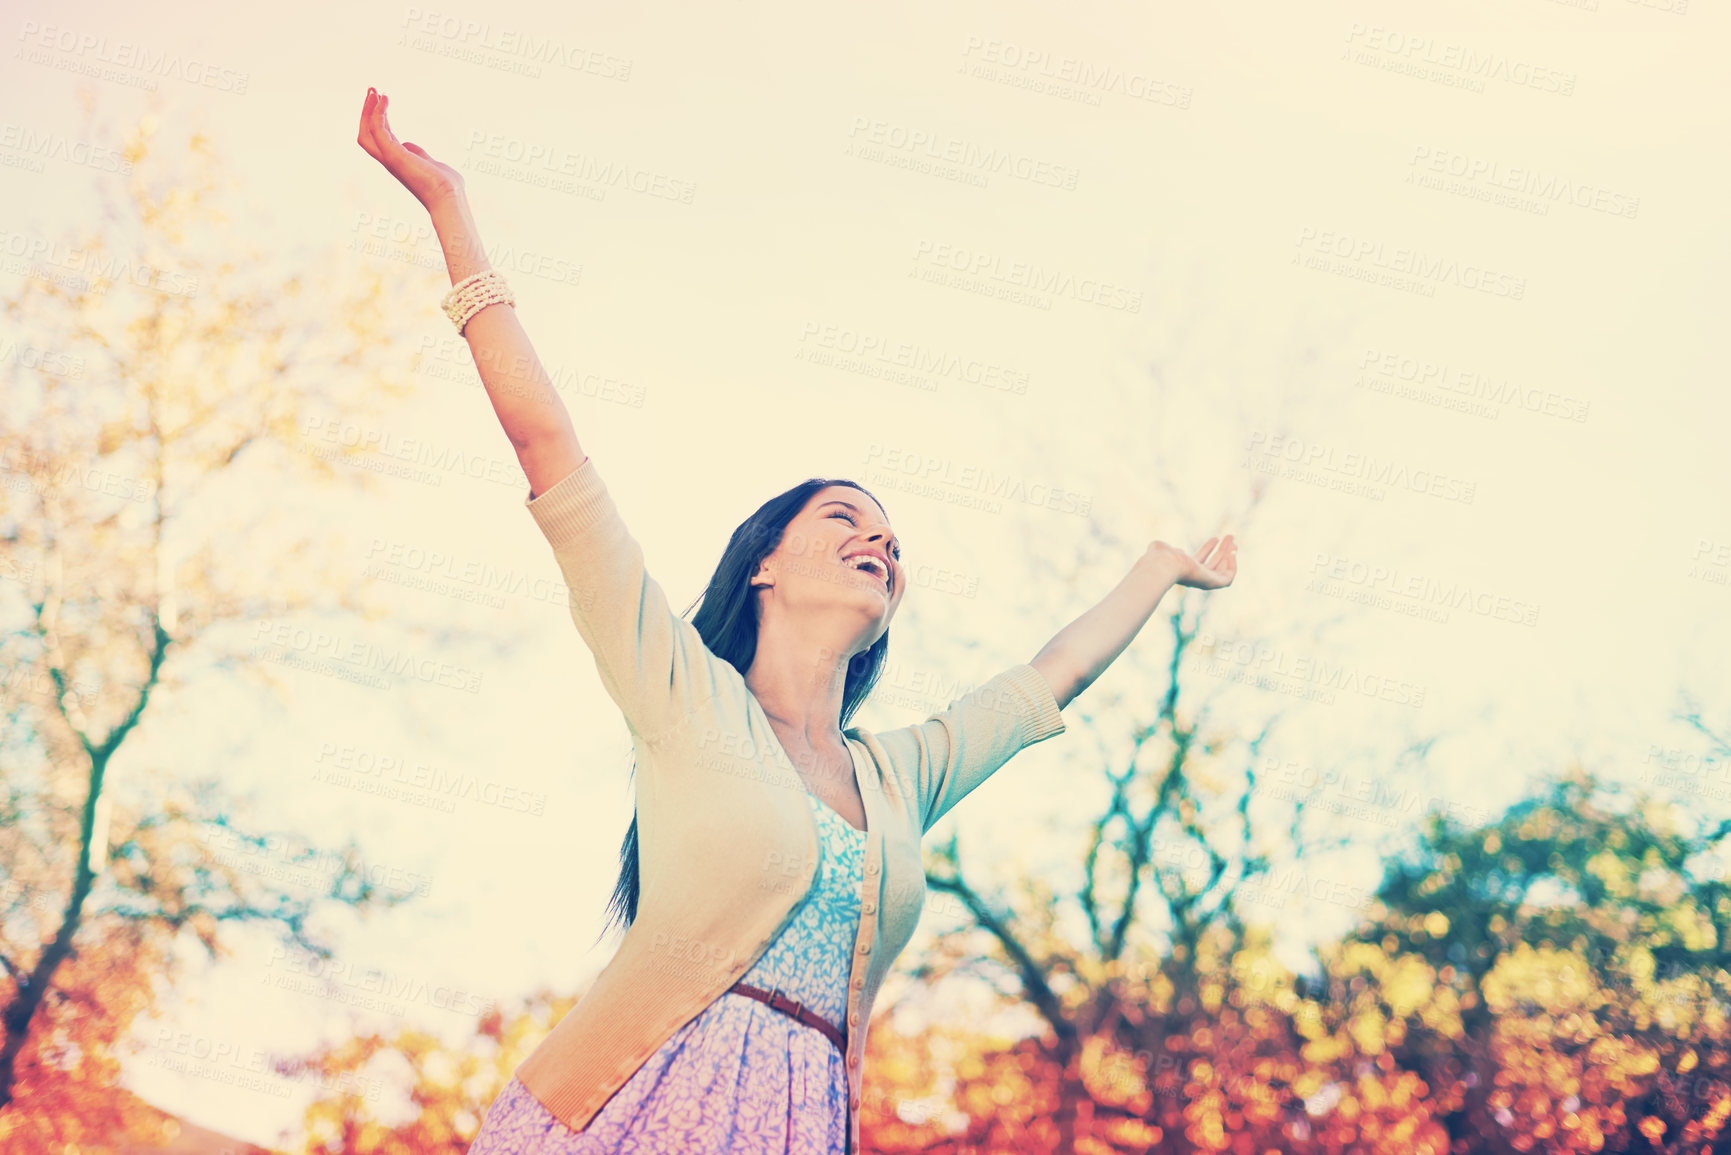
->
<box><xmin>469</xmin><ymin>791</ymin><xmax>867</xmax><ymax>1154</ymax></box>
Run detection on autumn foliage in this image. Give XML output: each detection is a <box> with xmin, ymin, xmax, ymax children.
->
<box><xmin>840</xmin><ymin>769</ymin><xmax>1731</xmax><ymax>1154</ymax></box>
<box><xmin>258</xmin><ymin>764</ymin><xmax>1731</xmax><ymax>1155</ymax></box>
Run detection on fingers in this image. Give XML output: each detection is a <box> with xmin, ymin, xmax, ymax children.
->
<box><xmin>357</xmin><ymin>88</ymin><xmax>401</xmax><ymax>162</ymax></box>
<box><xmin>1215</xmin><ymin>535</ymin><xmax>1238</xmax><ymax>582</ymax></box>
<box><xmin>377</xmin><ymin>93</ymin><xmax>398</xmax><ymax>142</ymax></box>
<box><xmin>359</xmin><ymin>88</ymin><xmax>412</xmax><ymax>170</ymax></box>
<box><xmin>1198</xmin><ymin>534</ymin><xmax>1237</xmax><ymax>585</ymax></box>
<box><xmin>357</xmin><ymin>87</ymin><xmax>379</xmax><ymax>153</ymax></box>
<box><xmin>1195</xmin><ymin>535</ymin><xmax>1237</xmax><ymax>567</ymax></box>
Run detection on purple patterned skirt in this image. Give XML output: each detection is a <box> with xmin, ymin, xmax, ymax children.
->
<box><xmin>468</xmin><ymin>793</ymin><xmax>866</xmax><ymax>1154</ymax></box>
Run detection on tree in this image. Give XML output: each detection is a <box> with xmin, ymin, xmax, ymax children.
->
<box><xmin>849</xmin><ymin>754</ymin><xmax>1731</xmax><ymax>1154</ymax></box>
<box><xmin>872</xmin><ymin>340</ymin><xmax>1447</xmax><ymax>1149</ymax></box>
<box><xmin>0</xmin><ymin>94</ymin><xmax>456</xmax><ymax>1147</ymax></box>
<box><xmin>1326</xmin><ymin>749</ymin><xmax>1731</xmax><ymax>1154</ymax></box>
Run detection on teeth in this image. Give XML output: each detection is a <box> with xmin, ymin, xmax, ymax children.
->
<box><xmin>844</xmin><ymin>554</ymin><xmax>888</xmax><ymax>585</ymax></box>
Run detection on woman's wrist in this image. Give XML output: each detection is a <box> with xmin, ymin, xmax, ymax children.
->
<box><xmin>1137</xmin><ymin>543</ymin><xmax>1189</xmax><ymax>590</ymax></box>
<box><xmin>426</xmin><ymin>193</ymin><xmax>492</xmax><ymax>284</ymax></box>
<box><xmin>423</xmin><ymin>185</ymin><xmax>469</xmax><ymax>219</ymax></box>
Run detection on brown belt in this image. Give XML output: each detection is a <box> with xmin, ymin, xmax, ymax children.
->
<box><xmin>727</xmin><ymin>980</ymin><xmax>847</xmax><ymax>1056</ymax></box>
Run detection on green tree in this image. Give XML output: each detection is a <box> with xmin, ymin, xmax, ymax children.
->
<box><xmin>1320</xmin><ymin>733</ymin><xmax>1731</xmax><ymax>1154</ymax></box>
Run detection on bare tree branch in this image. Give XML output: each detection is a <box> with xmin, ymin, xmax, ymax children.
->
<box><xmin>925</xmin><ymin>831</ymin><xmax>1079</xmax><ymax>1061</ymax></box>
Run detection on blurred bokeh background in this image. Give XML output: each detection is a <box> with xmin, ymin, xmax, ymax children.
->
<box><xmin>1</xmin><ymin>0</ymin><xmax>1727</xmax><ymax>1152</ymax></box>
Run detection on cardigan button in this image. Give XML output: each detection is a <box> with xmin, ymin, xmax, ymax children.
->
<box><xmin>862</xmin><ymin>900</ymin><xmax>876</xmax><ymax>914</ymax></box>
<box><xmin>849</xmin><ymin>1009</ymin><xmax>860</xmax><ymax>1026</ymax></box>
<box><xmin>857</xmin><ymin>942</ymin><xmax>870</xmax><ymax>954</ymax></box>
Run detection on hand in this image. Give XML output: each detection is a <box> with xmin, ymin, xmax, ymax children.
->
<box><xmin>356</xmin><ymin>88</ymin><xmax>465</xmax><ymax>211</ymax></box>
<box><xmin>1148</xmin><ymin>534</ymin><xmax>1237</xmax><ymax>591</ymax></box>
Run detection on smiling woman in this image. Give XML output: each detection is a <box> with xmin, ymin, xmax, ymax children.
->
<box><xmin>355</xmin><ymin>86</ymin><xmax>1237</xmax><ymax>1154</ymax></box>
<box><xmin>597</xmin><ymin>473</ymin><xmax>908</xmax><ymax>928</ymax></box>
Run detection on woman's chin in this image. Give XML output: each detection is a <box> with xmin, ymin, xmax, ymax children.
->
<box><xmin>835</xmin><ymin>574</ymin><xmax>891</xmax><ymax>604</ymax></box>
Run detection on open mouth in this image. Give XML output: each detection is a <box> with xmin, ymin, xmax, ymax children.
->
<box><xmin>840</xmin><ymin>553</ymin><xmax>891</xmax><ymax>592</ymax></box>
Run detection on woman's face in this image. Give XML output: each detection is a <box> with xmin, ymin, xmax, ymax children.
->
<box><xmin>754</xmin><ymin>485</ymin><xmax>906</xmax><ymax>639</ymax></box>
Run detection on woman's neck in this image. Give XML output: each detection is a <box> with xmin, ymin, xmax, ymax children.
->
<box><xmin>743</xmin><ymin>623</ymin><xmax>855</xmax><ymax>747</ymax></box>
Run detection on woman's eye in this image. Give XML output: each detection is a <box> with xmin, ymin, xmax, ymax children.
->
<box><xmin>828</xmin><ymin>508</ymin><xmax>900</xmax><ymax>560</ymax></box>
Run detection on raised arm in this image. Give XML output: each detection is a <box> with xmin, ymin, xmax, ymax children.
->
<box><xmin>1029</xmin><ymin>533</ymin><xmax>1238</xmax><ymax>710</ymax></box>
<box><xmin>877</xmin><ymin>536</ymin><xmax>1237</xmax><ymax>832</ymax></box>
<box><xmin>355</xmin><ymin>88</ymin><xmax>582</xmax><ymax>498</ymax></box>
<box><xmin>356</xmin><ymin>88</ymin><xmax>728</xmax><ymax>739</ymax></box>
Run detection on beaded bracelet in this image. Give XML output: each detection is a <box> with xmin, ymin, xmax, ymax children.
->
<box><xmin>440</xmin><ymin>270</ymin><xmax>515</xmax><ymax>335</ymax></box>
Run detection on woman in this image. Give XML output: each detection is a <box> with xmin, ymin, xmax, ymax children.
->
<box><xmin>356</xmin><ymin>88</ymin><xmax>1237</xmax><ymax>1155</ymax></box>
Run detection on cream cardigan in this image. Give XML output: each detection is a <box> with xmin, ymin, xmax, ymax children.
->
<box><xmin>512</xmin><ymin>455</ymin><xmax>1067</xmax><ymax>1153</ymax></box>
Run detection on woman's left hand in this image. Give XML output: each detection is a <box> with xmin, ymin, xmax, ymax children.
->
<box><xmin>1148</xmin><ymin>535</ymin><xmax>1237</xmax><ymax>590</ymax></box>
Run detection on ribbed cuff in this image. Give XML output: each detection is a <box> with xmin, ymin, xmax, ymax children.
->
<box><xmin>1002</xmin><ymin>662</ymin><xmax>1066</xmax><ymax>745</ymax></box>
<box><xmin>524</xmin><ymin>456</ymin><xmax>612</xmax><ymax>551</ymax></box>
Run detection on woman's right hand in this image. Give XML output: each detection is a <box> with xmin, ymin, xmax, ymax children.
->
<box><xmin>356</xmin><ymin>88</ymin><xmax>465</xmax><ymax>212</ymax></box>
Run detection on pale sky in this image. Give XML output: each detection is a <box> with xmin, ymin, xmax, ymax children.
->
<box><xmin>2</xmin><ymin>0</ymin><xmax>1727</xmax><ymax>1145</ymax></box>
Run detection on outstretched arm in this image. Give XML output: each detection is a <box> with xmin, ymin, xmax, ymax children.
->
<box><xmin>356</xmin><ymin>88</ymin><xmax>584</xmax><ymax>498</ymax></box>
<box><xmin>355</xmin><ymin>89</ymin><xmax>731</xmax><ymax>743</ymax></box>
<box><xmin>1029</xmin><ymin>535</ymin><xmax>1238</xmax><ymax>710</ymax></box>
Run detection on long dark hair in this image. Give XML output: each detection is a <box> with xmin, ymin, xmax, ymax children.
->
<box><xmin>595</xmin><ymin>478</ymin><xmax>892</xmax><ymax>944</ymax></box>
